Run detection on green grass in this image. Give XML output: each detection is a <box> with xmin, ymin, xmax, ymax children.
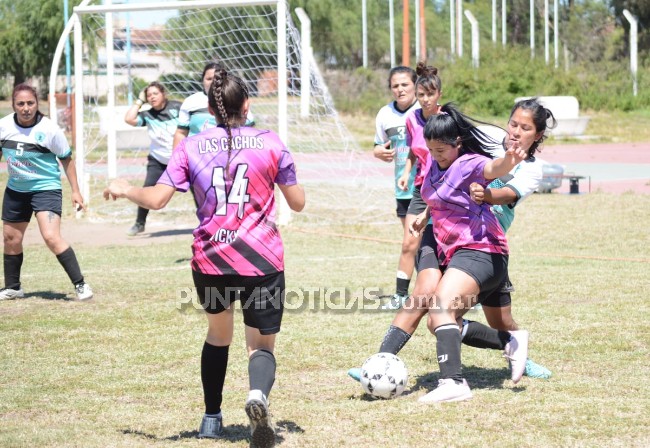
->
<box><xmin>1</xmin><ymin>192</ymin><xmax>650</xmax><ymax>447</ymax></box>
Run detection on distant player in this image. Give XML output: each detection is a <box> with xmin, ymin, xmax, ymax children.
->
<box><xmin>123</xmin><ymin>81</ymin><xmax>181</xmax><ymax>236</ymax></box>
<box><xmin>373</xmin><ymin>66</ymin><xmax>420</xmax><ymax>309</ymax></box>
<box><xmin>104</xmin><ymin>68</ymin><xmax>304</xmax><ymax>447</ymax></box>
<box><xmin>0</xmin><ymin>84</ymin><xmax>93</xmax><ymax>301</ymax></box>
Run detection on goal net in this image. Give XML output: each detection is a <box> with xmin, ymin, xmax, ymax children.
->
<box><xmin>50</xmin><ymin>0</ymin><xmax>393</xmax><ymax>229</ymax></box>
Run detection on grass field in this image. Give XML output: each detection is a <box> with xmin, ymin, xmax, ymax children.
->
<box><xmin>1</xmin><ymin>190</ymin><xmax>649</xmax><ymax>447</ymax></box>
<box><xmin>1</xmin><ymin>102</ymin><xmax>649</xmax><ymax>446</ymax></box>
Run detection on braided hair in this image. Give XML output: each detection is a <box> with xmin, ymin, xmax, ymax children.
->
<box><xmin>208</xmin><ymin>69</ymin><xmax>250</xmax><ymax>178</ymax></box>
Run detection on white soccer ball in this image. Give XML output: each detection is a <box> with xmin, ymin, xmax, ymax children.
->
<box><xmin>360</xmin><ymin>352</ymin><xmax>408</xmax><ymax>399</ymax></box>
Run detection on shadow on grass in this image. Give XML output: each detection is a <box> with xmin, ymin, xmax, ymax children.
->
<box><xmin>24</xmin><ymin>291</ymin><xmax>70</xmax><ymax>301</ymax></box>
<box><xmin>121</xmin><ymin>419</ymin><xmax>303</xmax><ymax>443</ymax></box>
<box><xmin>412</xmin><ymin>365</ymin><xmax>525</xmax><ymax>392</ymax></box>
<box><xmin>147</xmin><ymin>228</ymin><xmax>193</xmax><ymax>238</ymax></box>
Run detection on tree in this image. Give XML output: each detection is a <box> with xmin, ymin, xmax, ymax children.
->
<box><xmin>0</xmin><ymin>0</ymin><xmax>84</xmax><ymax>87</ymax></box>
<box><xmin>609</xmin><ymin>0</ymin><xmax>650</xmax><ymax>52</ymax></box>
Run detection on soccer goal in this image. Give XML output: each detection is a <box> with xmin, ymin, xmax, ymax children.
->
<box><xmin>49</xmin><ymin>0</ymin><xmax>393</xmax><ymax>227</ymax></box>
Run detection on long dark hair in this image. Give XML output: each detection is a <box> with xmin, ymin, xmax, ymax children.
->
<box><xmin>208</xmin><ymin>69</ymin><xmax>250</xmax><ymax>177</ymax></box>
<box><xmin>510</xmin><ymin>97</ymin><xmax>557</xmax><ymax>158</ymax></box>
<box><xmin>423</xmin><ymin>103</ymin><xmax>500</xmax><ymax>159</ymax></box>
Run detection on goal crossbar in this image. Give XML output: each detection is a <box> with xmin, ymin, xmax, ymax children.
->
<box><xmin>73</xmin><ymin>0</ymin><xmax>276</xmax><ymax>15</ymax></box>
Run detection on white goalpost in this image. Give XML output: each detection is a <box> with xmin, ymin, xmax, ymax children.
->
<box><xmin>49</xmin><ymin>0</ymin><xmax>393</xmax><ymax>227</ymax></box>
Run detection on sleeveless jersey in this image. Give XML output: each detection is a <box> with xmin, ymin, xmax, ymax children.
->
<box><xmin>420</xmin><ymin>153</ymin><xmax>509</xmax><ymax>265</ymax></box>
<box><xmin>405</xmin><ymin>108</ymin><xmax>430</xmax><ymax>187</ymax></box>
<box><xmin>158</xmin><ymin>125</ymin><xmax>297</xmax><ymax>276</ymax></box>
<box><xmin>0</xmin><ymin>113</ymin><xmax>71</xmax><ymax>192</ymax></box>
<box><xmin>135</xmin><ymin>100</ymin><xmax>181</xmax><ymax>164</ymax></box>
<box><xmin>374</xmin><ymin>101</ymin><xmax>419</xmax><ymax>199</ymax></box>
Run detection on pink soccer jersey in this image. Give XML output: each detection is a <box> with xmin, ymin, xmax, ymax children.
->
<box><xmin>405</xmin><ymin>109</ymin><xmax>430</xmax><ymax>187</ymax></box>
<box><xmin>159</xmin><ymin>125</ymin><xmax>297</xmax><ymax>276</ymax></box>
<box><xmin>420</xmin><ymin>153</ymin><xmax>509</xmax><ymax>265</ymax></box>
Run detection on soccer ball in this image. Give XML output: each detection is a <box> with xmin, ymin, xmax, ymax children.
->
<box><xmin>360</xmin><ymin>352</ymin><xmax>408</xmax><ymax>399</ymax></box>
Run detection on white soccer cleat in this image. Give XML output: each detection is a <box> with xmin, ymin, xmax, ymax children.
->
<box><xmin>245</xmin><ymin>389</ymin><xmax>275</xmax><ymax>448</ymax></box>
<box><xmin>75</xmin><ymin>282</ymin><xmax>94</xmax><ymax>301</ymax></box>
<box><xmin>0</xmin><ymin>288</ymin><xmax>24</xmax><ymax>300</ymax></box>
<box><xmin>418</xmin><ymin>378</ymin><xmax>473</xmax><ymax>403</ymax></box>
<box><xmin>504</xmin><ymin>330</ymin><xmax>529</xmax><ymax>384</ymax></box>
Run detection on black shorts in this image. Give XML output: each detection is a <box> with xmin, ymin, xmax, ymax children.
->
<box><xmin>406</xmin><ymin>185</ymin><xmax>427</xmax><ymax>216</ymax></box>
<box><xmin>2</xmin><ymin>188</ymin><xmax>62</xmax><ymax>222</ymax></box>
<box><xmin>416</xmin><ymin>223</ymin><xmax>440</xmax><ymax>272</ymax></box>
<box><xmin>446</xmin><ymin>249</ymin><xmax>508</xmax><ymax>303</ymax></box>
<box><xmin>192</xmin><ymin>270</ymin><xmax>285</xmax><ymax>335</ymax></box>
<box><xmin>395</xmin><ymin>198</ymin><xmax>411</xmax><ymax>218</ymax></box>
<box><xmin>481</xmin><ymin>272</ymin><xmax>514</xmax><ymax>307</ymax></box>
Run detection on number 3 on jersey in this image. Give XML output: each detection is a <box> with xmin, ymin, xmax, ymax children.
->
<box><xmin>212</xmin><ymin>164</ymin><xmax>251</xmax><ymax>219</ymax></box>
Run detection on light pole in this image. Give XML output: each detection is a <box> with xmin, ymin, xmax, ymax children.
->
<box><xmin>362</xmin><ymin>0</ymin><xmax>368</xmax><ymax>68</ymax></box>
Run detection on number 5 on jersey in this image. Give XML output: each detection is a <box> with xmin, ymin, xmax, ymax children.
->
<box><xmin>212</xmin><ymin>165</ymin><xmax>250</xmax><ymax>219</ymax></box>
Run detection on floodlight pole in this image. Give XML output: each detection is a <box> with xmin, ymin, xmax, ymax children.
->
<box><xmin>465</xmin><ymin>10</ymin><xmax>479</xmax><ymax>68</ymax></box>
<box><xmin>456</xmin><ymin>0</ymin><xmax>462</xmax><ymax>57</ymax></box>
<box><xmin>415</xmin><ymin>0</ymin><xmax>420</xmax><ymax>61</ymax></box>
<box><xmin>530</xmin><ymin>0</ymin><xmax>534</xmax><ymax>58</ymax></box>
<box><xmin>362</xmin><ymin>0</ymin><xmax>367</xmax><ymax>68</ymax></box>
<box><xmin>402</xmin><ymin>0</ymin><xmax>409</xmax><ymax>66</ymax></box>
<box><xmin>389</xmin><ymin>0</ymin><xmax>395</xmax><ymax>66</ymax></box>
<box><xmin>544</xmin><ymin>0</ymin><xmax>549</xmax><ymax>64</ymax></box>
<box><xmin>501</xmin><ymin>0</ymin><xmax>506</xmax><ymax>47</ymax></box>
<box><xmin>491</xmin><ymin>0</ymin><xmax>496</xmax><ymax>43</ymax></box>
<box><xmin>449</xmin><ymin>0</ymin><xmax>455</xmax><ymax>56</ymax></box>
<box><xmin>623</xmin><ymin>9</ymin><xmax>638</xmax><ymax>97</ymax></box>
<box><xmin>554</xmin><ymin>0</ymin><xmax>558</xmax><ymax>68</ymax></box>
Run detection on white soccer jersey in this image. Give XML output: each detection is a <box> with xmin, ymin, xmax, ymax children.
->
<box><xmin>478</xmin><ymin>125</ymin><xmax>544</xmax><ymax>231</ymax></box>
<box><xmin>374</xmin><ymin>100</ymin><xmax>420</xmax><ymax>199</ymax></box>
<box><xmin>0</xmin><ymin>113</ymin><xmax>71</xmax><ymax>192</ymax></box>
<box><xmin>177</xmin><ymin>91</ymin><xmax>255</xmax><ymax>137</ymax></box>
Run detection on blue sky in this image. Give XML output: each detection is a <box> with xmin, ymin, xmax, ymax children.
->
<box><xmin>102</xmin><ymin>0</ymin><xmax>178</xmax><ymax>28</ymax></box>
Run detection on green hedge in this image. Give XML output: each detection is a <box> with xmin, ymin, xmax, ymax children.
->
<box><xmin>327</xmin><ymin>45</ymin><xmax>649</xmax><ymax>116</ymax></box>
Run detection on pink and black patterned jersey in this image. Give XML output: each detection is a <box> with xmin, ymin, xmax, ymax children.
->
<box><xmin>405</xmin><ymin>108</ymin><xmax>431</xmax><ymax>187</ymax></box>
<box><xmin>159</xmin><ymin>125</ymin><xmax>297</xmax><ymax>276</ymax></box>
<box><xmin>420</xmin><ymin>153</ymin><xmax>509</xmax><ymax>266</ymax></box>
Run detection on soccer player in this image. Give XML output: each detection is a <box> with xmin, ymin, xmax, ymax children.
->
<box><xmin>172</xmin><ymin>62</ymin><xmax>254</xmax><ymax>149</ymax></box>
<box><xmin>349</xmin><ymin>100</ymin><xmax>555</xmax><ymax>385</ymax></box>
<box><xmin>373</xmin><ymin>66</ymin><xmax>420</xmax><ymax>309</ymax></box>
<box><xmin>464</xmin><ymin>98</ymin><xmax>557</xmax><ymax>379</ymax></box>
<box><xmin>123</xmin><ymin>81</ymin><xmax>181</xmax><ymax>236</ymax></box>
<box><xmin>0</xmin><ymin>84</ymin><xmax>93</xmax><ymax>301</ymax></box>
<box><xmin>412</xmin><ymin>104</ymin><xmax>530</xmax><ymax>403</ymax></box>
<box><xmin>104</xmin><ymin>68</ymin><xmax>304</xmax><ymax>447</ymax></box>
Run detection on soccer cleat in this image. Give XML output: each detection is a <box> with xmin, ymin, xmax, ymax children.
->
<box><xmin>379</xmin><ymin>294</ymin><xmax>408</xmax><ymax>310</ymax></box>
<box><xmin>245</xmin><ymin>389</ymin><xmax>275</xmax><ymax>448</ymax></box>
<box><xmin>347</xmin><ymin>367</ymin><xmax>361</xmax><ymax>382</ymax></box>
<box><xmin>524</xmin><ymin>358</ymin><xmax>552</xmax><ymax>379</ymax></box>
<box><xmin>418</xmin><ymin>378</ymin><xmax>473</xmax><ymax>403</ymax></box>
<box><xmin>197</xmin><ymin>413</ymin><xmax>223</xmax><ymax>439</ymax></box>
<box><xmin>126</xmin><ymin>223</ymin><xmax>145</xmax><ymax>236</ymax></box>
<box><xmin>503</xmin><ymin>330</ymin><xmax>529</xmax><ymax>384</ymax></box>
<box><xmin>75</xmin><ymin>282</ymin><xmax>94</xmax><ymax>301</ymax></box>
<box><xmin>0</xmin><ymin>288</ymin><xmax>24</xmax><ymax>300</ymax></box>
